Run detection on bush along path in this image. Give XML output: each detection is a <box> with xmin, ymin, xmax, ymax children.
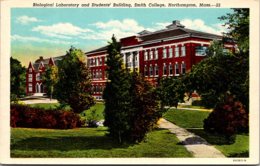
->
<box><xmin>158</xmin><ymin>118</ymin><xmax>226</xmax><ymax>158</ymax></box>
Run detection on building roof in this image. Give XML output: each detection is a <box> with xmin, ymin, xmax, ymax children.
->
<box><xmin>85</xmin><ymin>20</ymin><xmax>223</xmax><ymax>55</ymax></box>
<box><xmin>85</xmin><ymin>45</ymin><xmax>108</xmax><ymax>54</ymax></box>
<box><xmin>32</xmin><ymin>55</ymin><xmax>64</xmax><ymax>72</ymax></box>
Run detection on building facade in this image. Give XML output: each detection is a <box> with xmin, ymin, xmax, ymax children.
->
<box><xmin>26</xmin><ymin>56</ymin><xmax>63</xmax><ymax>95</ymax></box>
<box><xmin>26</xmin><ymin>20</ymin><xmax>234</xmax><ymax>98</ymax></box>
<box><xmin>86</xmin><ymin>20</ymin><xmax>234</xmax><ymax>100</ymax></box>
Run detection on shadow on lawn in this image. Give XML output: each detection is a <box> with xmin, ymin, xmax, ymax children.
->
<box><xmin>187</xmin><ymin>129</ymin><xmax>237</xmax><ymax>145</ymax></box>
<box><xmin>11</xmin><ymin>135</ymin><xmax>132</xmax><ymax>151</ymax></box>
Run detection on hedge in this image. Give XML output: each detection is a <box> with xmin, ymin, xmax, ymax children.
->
<box><xmin>11</xmin><ymin>104</ymin><xmax>83</xmax><ymax>129</ymax></box>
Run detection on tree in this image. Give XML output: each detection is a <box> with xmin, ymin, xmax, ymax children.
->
<box><xmin>55</xmin><ymin>46</ymin><xmax>95</xmax><ymax>113</ymax></box>
<box><xmin>183</xmin><ymin>51</ymin><xmax>248</xmax><ymax>110</ymax></box>
<box><xmin>42</xmin><ymin>65</ymin><xmax>58</xmax><ymax>100</ymax></box>
<box><xmin>103</xmin><ymin>35</ymin><xmax>132</xmax><ymax>143</ymax></box>
<box><xmin>157</xmin><ymin>77</ymin><xmax>186</xmax><ymax>110</ymax></box>
<box><xmin>10</xmin><ymin>57</ymin><xmax>26</xmax><ymax>101</ymax></box>
<box><xmin>219</xmin><ymin>8</ymin><xmax>249</xmax><ymax>54</ymax></box>
<box><xmin>128</xmin><ymin>73</ymin><xmax>161</xmax><ymax>142</ymax></box>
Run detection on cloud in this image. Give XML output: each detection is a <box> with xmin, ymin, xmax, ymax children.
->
<box><xmin>16</xmin><ymin>15</ymin><xmax>41</xmax><ymax>25</ymax></box>
<box><xmin>180</xmin><ymin>19</ymin><xmax>227</xmax><ymax>35</ymax></box>
<box><xmin>85</xmin><ymin>19</ymin><xmax>146</xmax><ymax>40</ymax></box>
<box><xmin>11</xmin><ymin>34</ymin><xmax>78</xmax><ymax>45</ymax></box>
<box><xmin>32</xmin><ymin>23</ymin><xmax>93</xmax><ymax>39</ymax></box>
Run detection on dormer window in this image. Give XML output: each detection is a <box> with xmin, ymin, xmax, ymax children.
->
<box><xmin>29</xmin><ymin>68</ymin><xmax>32</xmax><ymax>72</ymax></box>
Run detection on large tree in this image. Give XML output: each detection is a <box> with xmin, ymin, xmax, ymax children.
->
<box><xmin>219</xmin><ymin>8</ymin><xmax>249</xmax><ymax>54</ymax></box>
<box><xmin>55</xmin><ymin>46</ymin><xmax>95</xmax><ymax>113</ymax></box>
<box><xmin>103</xmin><ymin>35</ymin><xmax>132</xmax><ymax>143</ymax></box>
<box><xmin>10</xmin><ymin>57</ymin><xmax>26</xmax><ymax>100</ymax></box>
<box><xmin>42</xmin><ymin>65</ymin><xmax>58</xmax><ymax>100</ymax></box>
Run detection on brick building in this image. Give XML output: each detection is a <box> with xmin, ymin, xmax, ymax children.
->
<box><xmin>26</xmin><ymin>56</ymin><xmax>63</xmax><ymax>95</ymax></box>
<box><xmin>86</xmin><ymin>20</ymin><xmax>234</xmax><ymax>100</ymax></box>
<box><xmin>26</xmin><ymin>20</ymin><xmax>234</xmax><ymax>99</ymax></box>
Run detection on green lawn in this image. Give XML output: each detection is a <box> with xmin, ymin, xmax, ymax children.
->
<box><xmin>163</xmin><ymin>109</ymin><xmax>249</xmax><ymax>157</ymax></box>
<box><xmin>11</xmin><ymin>127</ymin><xmax>192</xmax><ymax>158</ymax></box>
<box><xmin>163</xmin><ymin>109</ymin><xmax>210</xmax><ymax>128</ymax></box>
<box><xmin>29</xmin><ymin>103</ymin><xmax>61</xmax><ymax>110</ymax></box>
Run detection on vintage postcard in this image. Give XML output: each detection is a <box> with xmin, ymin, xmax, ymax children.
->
<box><xmin>0</xmin><ymin>0</ymin><xmax>259</xmax><ymax>164</ymax></box>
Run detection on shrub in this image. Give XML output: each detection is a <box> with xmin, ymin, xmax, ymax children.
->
<box><xmin>203</xmin><ymin>94</ymin><xmax>248</xmax><ymax>142</ymax></box>
<box><xmin>11</xmin><ymin>104</ymin><xmax>82</xmax><ymax>129</ymax></box>
<box><xmin>129</xmin><ymin>74</ymin><xmax>161</xmax><ymax>142</ymax></box>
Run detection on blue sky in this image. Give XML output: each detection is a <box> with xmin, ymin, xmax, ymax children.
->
<box><xmin>11</xmin><ymin>8</ymin><xmax>232</xmax><ymax>66</ymax></box>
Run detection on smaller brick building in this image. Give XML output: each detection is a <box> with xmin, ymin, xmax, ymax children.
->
<box><xmin>26</xmin><ymin>56</ymin><xmax>63</xmax><ymax>95</ymax></box>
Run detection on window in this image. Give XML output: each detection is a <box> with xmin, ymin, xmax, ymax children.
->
<box><xmin>181</xmin><ymin>46</ymin><xmax>186</xmax><ymax>56</ymax></box>
<box><xmin>134</xmin><ymin>54</ymin><xmax>138</xmax><ymax>67</ymax></box>
<box><xmin>93</xmin><ymin>70</ymin><xmax>96</xmax><ymax>79</ymax></box>
<box><xmin>94</xmin><ymin>58</ymin><xmax>96</xmax><ymax>66</ymax></box>
<box><xmin>96</xmin><ymin>58</ymin><xmax>99</xmax><ymax>66</ymax></box>
<box><xmin>163</xmin><ymin>48</ymin><xmax>167</xmax><ymax>58</ymax></box>
<box><xmin>28</xmin><ymin>74</ymin><xmax>33</xmax><ymax>82</ymax></box>
<box><xmin>144</xmin><ymin>65</ymin><xmax>148</xmax><ymax>76</ymax></box>
<box><xmin>28</xmin><ymin>83</ymin><xmax>32</xmax><ymax>92</ymax></box>
<box><xmin>154</xmin><ymin>49</ymin><xmax>158</xmax><ymax>59</ymax></box>
<box><xmin>181</xmin><ymin>62</ymin><xmax>186</xmax><ymax>74</ymax></box>
<box><xmin>144</xmin><ymin>51</ymin><xmax>148</xmax><ymax>61</ymax></box>
<box><xmin>29</xmin><ymin>68</ymin><xmax>32</xmax><ymax>72</ymax></box>
<box><xmin>169</xmin><ymin>47</ymin><xmax>173</xmax><ymax>58</ymax></box>
<box><xmin>175</xmin><ymin>63</ymin><xmax>179</xmax><ymax>75</ymax></box>
<box><xmin>169</xmin><ymin>63</ymin><xmax>173</xmax><ymax>75</ymax></box>
<box><xmin>195</xmin><ymin>46</ymin><xmax>208</xmax><ymax>56</ymax></box>
<box><xmin>155</xmin><ymin>64</ymin><xmax>158</xmax><ymax>76</ymax></box>
<box><xmin>99</xmin><ymin>58</ymin><xmax>103</xmax><ymax>66</ymax></box>
<box><xmin>36</xmin><ymin>73</ymin><xmax>41</xmax><ymax>81</ymax></box>
<box><xmin>175</xmin><ymin>46</ymin><xmax>179</xmax><ymax>57</ymax></box>
<box><xmin>163</xmin><ymin>64</ymin><xmax>167</xmax><ymax>75</ymax></box>
<box><xmin>149</xmin><ymin>65</ymin><xmax>153</xmax><ymax>76</ymax></box>
<box><xmin>149</xmin><ymin>50</ymin><xmax>153</xmax><ymax>60</ymax></box>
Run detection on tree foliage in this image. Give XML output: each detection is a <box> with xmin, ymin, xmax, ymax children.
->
<box><xmin>183</xmin><ymin>51</ymin><xmax>248</xmax><ymax>110</ymax></box>
<box><xmin>128</xmin><ymin>73</ymin><xmax>161</xmax><ymax>142</ymax></box>
<box><xmin>157</xmin><ymin>77</ymin><xmax>186</xmax><ymax>110</ymax></box>
<box><xmin>55</xmin><ymin>46</ymin><xmax>95</xmax><ymax>113</ymax></box>
<box><xmin>103</xmin><ymin>35</ymin><xmax>132</xmax><ymax>143</ymax></box>
<box><xmin>204</xmin><ymin>93</ymin><xmax>248</xmax><ymax>141</ymax></box>
<box><xmin>42</xmin><ymin>65</ymin><xmax>58</xmax><ymax>100</ymax></box>
<box><xmin>10</xmin><ymin>57</ymin><xmax>26</xmax><ymax>100</ymax></box>
<box><xmin>103</xmin><ymin>36</ymin><xmax>160</xmax><ymax>143</ymax></box>
<box><xmin>219</xmin><ymin>8</ymin><xmax>249</xmax><ymax>54</ymax></box>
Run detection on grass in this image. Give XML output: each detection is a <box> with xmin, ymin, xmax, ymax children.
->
<box><xmin>81</xmin><ymin>102</ymin><xmax>105</xmax><ymax>121</ymax></box>
<box><xmin>163</xmin><ymin>109</ymin><xmax>249</xmax><ymax>157</ymax></box>
<box><xmin>11</xmin><ymin>127</ymin><xmax>192</xmax><ymax>158</ymax></box>
<box><xmin>178</xmin><ymin>105</ymin><xmax>206</xmax><ymax>109</ymax></box>
<box><xmin>29</xmin><ymin>103</ymin><xmax>61</xmax><ymax>110</ymax></box>
<box><xmin>163</xmin><ymin>109</ymin><xmax>210</xmax><ymax>128</ymax></box>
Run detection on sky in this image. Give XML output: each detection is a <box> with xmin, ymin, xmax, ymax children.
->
<box><xmin>11</xmin><ymin>8</ymin><xmax>233</xmax><ymax>67</ymax></box>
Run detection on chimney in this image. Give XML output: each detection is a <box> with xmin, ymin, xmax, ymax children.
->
<box><xmin>166</xmin><ymin>20</ymin><xmax>185</xmax><ymax>29</ymax></box>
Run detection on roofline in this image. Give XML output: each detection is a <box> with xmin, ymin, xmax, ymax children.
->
<box><xmin>86</xmin><ymin>50</ymin><xmax>107</xmax><ymax>56</ymax></box>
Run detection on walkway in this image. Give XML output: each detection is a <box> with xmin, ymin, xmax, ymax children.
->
<box><xmin>20</xmin><ymin>96</ymin><xmax>58</xmax><ymax>105</ymax></box>
<box><xmin>158</xmin><ymin>118</ymin><xmax>225</xmax><ymax>158</ymax></box>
